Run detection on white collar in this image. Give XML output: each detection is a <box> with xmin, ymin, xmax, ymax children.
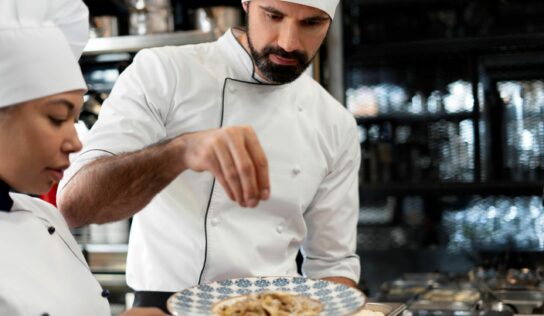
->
<box><xmin>218</xmin><ymin>28</ymin><xmax>307</xmax><ymax>88</ymax></box>
<box><xmin>220</xmin><ymin>28</ymin><xmax>284</xmax><ymax>84</ymax></box>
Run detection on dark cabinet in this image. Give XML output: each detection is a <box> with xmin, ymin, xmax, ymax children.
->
<box><xmin>333</xmin><ymin>0</ymin><xmax>544</xmax><ymax>295</ymax></box>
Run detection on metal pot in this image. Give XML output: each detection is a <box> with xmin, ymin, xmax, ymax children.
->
<box><xmin>194</xmin><ymin>6</ymin><xmax>241</xmax><ymax>35</ymax></box>
<box><xmin>127</xmin><ymin>0</ymin><xmax>174</xmax><ymax>35</ymax></box>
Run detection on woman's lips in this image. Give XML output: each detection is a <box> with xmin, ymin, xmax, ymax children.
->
<box><xmin>270</xmin><ymin>54</ymin><xmax>298</xmax><ymax>66</ymax></box>
<box><xmin>47</xmin><ymin>168</ymin><xmax>64</xmax><ymax>182</ymax></box>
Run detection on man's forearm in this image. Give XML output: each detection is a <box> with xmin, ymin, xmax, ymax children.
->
<box><xmin>58</xmin><ymin>137</ymin><xmax>187</xmax><ymax>227</ymax></box>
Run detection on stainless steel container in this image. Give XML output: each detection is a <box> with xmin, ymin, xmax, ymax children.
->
<box><xmin>363</xmin><ymin>302</ymin><xmax>406</xmax><ymax>316</ymax></box>
<box><xmin>194</xmin><ymin>6</ymin><xmax>241</xmax><ymax>34</ymax></box>
<box><xmin>90</xmin><ymin>16</ymin><xmax>119</xmax><ymax>38</ymax></box>
<box><xmin>128</xmin><ymin>0</ymin><xmax>174</xmax><ymax>35</ymax></box>
<box><xmin>492</xmin><ymin>290</ymin><xmax>544</xmax><ymax>314</ymax></box>
<box><xmin>408</xmin><ymin>300</ymin><xmax>474</xmax><ymax>311</ymax></box>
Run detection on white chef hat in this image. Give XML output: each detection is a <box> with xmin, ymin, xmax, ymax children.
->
<box><xmin>0</xmin><ymin>0</ymin><xmax>89</xmax><ymax>109</ymax></box>
<box><xmin>242</xmin><ymin>0</ymin><xmax>340</xmax><ymax>19</ymax></box>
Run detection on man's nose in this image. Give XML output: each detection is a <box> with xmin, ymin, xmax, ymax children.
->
<box><xmin>277</xmin><ymin>22</ymin><xmax>302</xmax><ymax>53</ymax></box>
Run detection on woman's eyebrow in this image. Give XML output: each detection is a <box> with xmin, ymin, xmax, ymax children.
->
<box><xmin>46</xmin><ymin>99</ymin><xmax>75</xmax><ymax>111</ymax></box>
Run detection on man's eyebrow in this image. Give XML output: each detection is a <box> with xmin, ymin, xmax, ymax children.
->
<box><xmin>46</xmin><ymin>99</ymin><xmax>75</xmax><ymax>111</ymax></box>
<box><xmin>259</xmin><ymin>5</ymin><xmax>329</xmax><ymax>21</ymax></box>
<box><xmin>303</xmin><ymin>16</ymin><xmax>330</xmax><ymax>24</ymax></box>
<box><xmin>304</xmin><ymin>15</ymin><xmax>330</xmax><ymax>21</ymax></box>
<box><xmin>259</xmin><ymin>5</ymin><xmax>285</xmax><ymax>16</ymax></box>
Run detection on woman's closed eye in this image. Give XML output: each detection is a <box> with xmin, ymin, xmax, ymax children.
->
<box><xmin>49</xmin><ymin>116</ymin><xmax>68</xmax><ymax>126</ymax></box>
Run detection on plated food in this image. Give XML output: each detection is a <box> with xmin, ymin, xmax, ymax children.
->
<box><xmin>167</xmin><ymin>276</ymin><xmax>366</xmax><ymax>316</ymax></box>
<box><xmin>212</xmin><ymin>291</ymin><xmax>323</xmax><ymax>316</ymax></box>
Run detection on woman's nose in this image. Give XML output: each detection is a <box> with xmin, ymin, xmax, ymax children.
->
<box><xmin>62</xmin><ymin>124</ymin><xmax>83</xmax><ymax>153</ymax></box>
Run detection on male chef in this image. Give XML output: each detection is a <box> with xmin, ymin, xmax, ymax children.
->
<box><xmin>59</xmin><ymin>0</ymin><xmax>361</xmax><ymax>310</ymax></box>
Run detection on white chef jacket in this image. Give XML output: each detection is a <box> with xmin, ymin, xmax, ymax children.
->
<box><xmin>60</xmin><ymin>28</ymin><xmax>361</xmax><ymax>292</ymax></box>
<box><xmin>0</xmin><ymin>191</ymin><xmax>111</xmax><ymax>315</ymax></box>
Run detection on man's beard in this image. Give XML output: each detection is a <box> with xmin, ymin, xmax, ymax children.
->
<box><xmin>247</xmin><ymin>33</ymin><xmax>312</xmax><ymax>84</ymax></box>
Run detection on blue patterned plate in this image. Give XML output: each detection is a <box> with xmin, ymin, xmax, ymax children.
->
<box><xmin>167</xmin><ymin>276</ymin><xmax>366</xmax><ymax>315</ymax></box>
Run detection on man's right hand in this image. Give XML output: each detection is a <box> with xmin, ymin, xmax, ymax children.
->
<box><xmin>59</xmin><ymin>125</ymin><xmax>271</xmax><ymax>227</ymax></box>
<box><xmin>175</xmin><ymin>125</ymin><xmax>270</xmax><ymax>208</ymax></box>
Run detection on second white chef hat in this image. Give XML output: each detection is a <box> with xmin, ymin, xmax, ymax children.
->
<box><xmin>0</xmin><ymin>0</ymin><xmax>89</xmax><ymax>108</ymax></box>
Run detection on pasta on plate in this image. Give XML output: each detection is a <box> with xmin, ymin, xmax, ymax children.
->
<box><xmin>212</xmin><ymin>291</ymin><xmax>323</xmax><ymax>316</ymax></box>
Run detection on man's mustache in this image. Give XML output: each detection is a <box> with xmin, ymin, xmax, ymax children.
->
<box><xmin>261</xmin><ymin>45</ymin><xmax>307</xmax><ymax>65</ymax></box>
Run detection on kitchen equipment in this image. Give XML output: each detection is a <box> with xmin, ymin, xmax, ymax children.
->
<box><xmin>127</xmin><ymin>0</ymin><xmax>174</xmax><ymax>35</ymax></box>
<box><xmin>404</xmin><ymin>310</ymin><xmax>513</xmax><ymax>316</ymax></box>
<box><xmin>379</xmin><ymin>280</ymin><xmax>437</xmax><ymax>302</ymax></box>
<box><xmin>105</xmin><ymin>219</ymin><xmax>130</xmax><ymax>244</ymax></box>
<box><xmin>408</xmin><ymin>300</ymin><xmax>474</xmax><ymax>311</ymax></box>
<box><xmin>421</xmin><ymin>288</ymin><xmax>480</xmax><ymax>304</ymax></box>
<box><xmin>89</xmin><ymin>223</ymin><xmax>108</xmax><ymax>244</ymax></box>
<box><xmin>491</xmin><ymin>290</ymin><xmax>544</xmax><ymax>314</ymax></box>
<box><xmin>501</xmin><ymin>268</ymin><xmax>541</xmax><ymax>290</ymax></box>
<box><xmin>90</xmin><ymin>16</ymin><xmax>119</xmax><ymax>38</ymax></box>
<box><xmin>194</xmin><ymin>6</ymin><xmax>241</xmax><ymax>35</ymax></box>
<box><xmin>358</xmin><ymin>302</ymin><xmax>406</xmax><ymax>316</ymax></box>
<box><xmin>85</xmin><ymin>243</ymin><xmax>128</xmax><ymax>273</ymax></box>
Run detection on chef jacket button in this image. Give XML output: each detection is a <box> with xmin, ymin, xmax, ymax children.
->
<box><xmin>210</xmin><ymin>218</ymin><xmax>219</xmax><ymax>227</ymax></box>
<box><xmin>292</xmin><ymin>166</ymin><xmax>301</xmax><ymax>176</ymax></box>
<box><xmin>277</xmin><ymin>225</ymin><xmax>284</xmax><ymax>234</ymax></box>
<box><xmin>297</xmin><ymin>105</ymin><xmax>303</xmax><ymax>112</ymax></box>
<box><xmin>47</xmin><ymin>226</ymin><xmax>55</xmax><ymax>235</ymax></box>
<box><xmin>101</xmin><ymin>289</ymin><xmax>110</xmax><ymax>298</ymax></box>
<box><xmin>228</xmin><ymin>85</ymin><xmax>237</xmax><ymax>94</ymax></box>
<box><xmin>41</xmin><ymin>313</ymin><xmax>50</xmax><ymax>316</ymax></box>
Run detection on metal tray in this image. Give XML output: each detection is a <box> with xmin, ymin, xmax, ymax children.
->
<box><xmin>380</xmin><ymin>280</ymin><xmax>435</xmax><ymax>302</ymax></box>
<box><xmin>421</xmin><ymin>288</ymin><xmax>480</xmax><ymax>304</ymax></box>
<box><xmin>366</xmin><ymin>303</ymin><xmax>406</xmax><ymax>316</ymax></box>
<box><xmin>491</xmin><ymin>290</ymin><xmax>544</xmax><ymax>314</ymax></box>
<box><xmin>408</xmin><ymin>300</ymin><xmax>474</xmax><ymax>311</ymax></box>
<box><xmin>361</xmin><ymin>303</ymin><xmax>406</xmax><ymax>316</ymax></box>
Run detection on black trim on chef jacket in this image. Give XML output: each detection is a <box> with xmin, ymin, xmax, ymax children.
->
<box><xmin>197</xmin><ymin>28</ymin><xmax>294</xmax><ymax>285</ymax></box>
<box><xmin>0</xmin><ymin>179</ymin><xmax>13</xmax><ymax>212</ymax></box>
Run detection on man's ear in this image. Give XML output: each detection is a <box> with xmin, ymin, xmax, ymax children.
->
<box><xmin>242</xmin><ymin>1</ymin><xmax>249</xmax><ymax>13</ymax></box>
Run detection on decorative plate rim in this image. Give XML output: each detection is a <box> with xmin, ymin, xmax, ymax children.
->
<box><xmin>167</xmin><ymin>276</ymin><xmax>366</xmax><ymax>316</ymax></box>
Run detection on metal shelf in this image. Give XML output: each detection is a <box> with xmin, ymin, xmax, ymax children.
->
<box><xmin>347</xmin><ymin>33</ymin><xmax>544</xmax><ymax>61</ymax></box>
<box><xmin>83</xmin><ymin>30</ymin><xmax>216</xmax><ymax>55</ymax></box>
<box><xmin>355</xmin><ymin>111</ymin><xmax>473</xmax><ymax>126</ymax></box>
<box><xmin>360</xmin><ymin>182</ymin><xmax>544</xmax><ymax>196</ymax></box>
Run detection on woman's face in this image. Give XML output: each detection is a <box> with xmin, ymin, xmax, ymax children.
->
<box><xmin>0</xmin><ymin>90</ymin><xmax>83</xmax><ymax>194</ymax></box>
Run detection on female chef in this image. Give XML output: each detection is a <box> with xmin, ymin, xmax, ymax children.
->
<box><xmin>0</xmin><ymin>0</ymin><xmax>165</xmax><ymax>315</ymax></box>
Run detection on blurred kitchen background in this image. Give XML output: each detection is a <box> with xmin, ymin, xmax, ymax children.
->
<box><xmin>44</xmin><ymin>0</ymin><xmax>544</xmax><ymax>314</ymax></box>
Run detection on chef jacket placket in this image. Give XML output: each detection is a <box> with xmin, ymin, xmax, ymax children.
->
<box><xmin>198</xmin><ymin>78</ymin><xmax>232</xmax><ymax>284</ymax></box>
<box><xmin>199</xmin><ymin>78</ymin><xmax>262</xmax><ymax>284</ymax></box>
<box><xmin>198</xmin><ymin>77</ymin><xmax>307</xmax><ymax>283</ymax></box>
